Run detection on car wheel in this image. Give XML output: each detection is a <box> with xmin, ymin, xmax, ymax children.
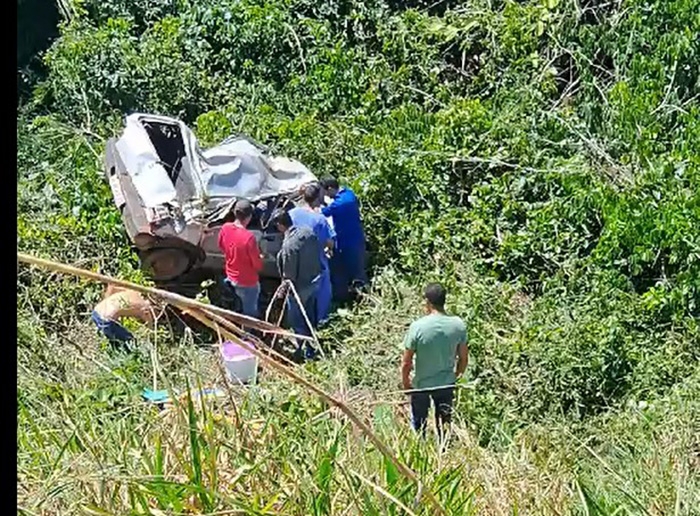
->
<box><xmin>140</xmin><ymin>247</ymin><xmax>195</xmax><ymax>282</ymax></box>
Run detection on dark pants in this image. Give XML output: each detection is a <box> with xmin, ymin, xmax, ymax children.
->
<box><xmin>287</xmin><ymin>279</ymin><xmax>319</xmax><ymax>359</ymax></box>
<box><xmin>331</xmin><ymin>241</ymin><xmax>367</xmax><ymax>302</ymax></box>
<box><xmin>91</xmin><ymin>310</ymin><xmax>134</xmax><ymax>346</ymax></box>
<box><xmin>316</xmin><ymin>265</ymin><xmax>332</xmax><ymax>325</ymax></box>
<box><xmin>410</xmin><ymin>387</ymin><xmax>454</xmax><ymax>441</ymax></box>
<box><xmin>223</xmin><ymin>278</ymin><xmax>260</xmax><ymax>319</ymax></box>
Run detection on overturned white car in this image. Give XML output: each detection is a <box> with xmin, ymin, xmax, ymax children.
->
<box><xmin>104</xmin><ymin>113</ymin><xmax>318</xmax><ymax>294</ymax></box>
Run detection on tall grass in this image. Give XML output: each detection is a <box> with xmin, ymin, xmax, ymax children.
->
<box><xmin>17</xmin><ymin>271</ymin><xmax>700</xmax><ymax>515</ymax></box>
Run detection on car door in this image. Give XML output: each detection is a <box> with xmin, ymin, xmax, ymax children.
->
<box><xmin>255</xmin><ymin>227</ymin><xmax>284</xmax><ymax>278</ymax></box>
<box><xmin>199</xmin><ymin>223</ymin><xmax>281</xmax><ymax>280</ymax></box>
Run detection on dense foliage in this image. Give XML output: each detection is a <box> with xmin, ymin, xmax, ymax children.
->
<box><xmin>20</xmin><ymin>0</ymin><xmax>699</xmax><ymax>417</ymax></box>
<box><xmin>16</xmin><ymin>0</ymin><xmax>700</xmax><ymax>512</ymax></box>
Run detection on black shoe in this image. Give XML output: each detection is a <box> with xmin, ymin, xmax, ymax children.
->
<box><xmin>291</xmin><ymin>346</ymin><xmax>304</xmax><ymax>363</ymax></box>
<box><xmin>304</xmin><ymin>345</ymin><xmax>318</xmax><ymax>361</ymax></box>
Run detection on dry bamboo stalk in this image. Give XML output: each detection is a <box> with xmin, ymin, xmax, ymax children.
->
<box><xmin>182</xmin><ymin>305</ymin><xmax>446</xmax><ymax>515</ymax></box>
<box><xmin>283</xmin><ymin>278</ymin><xmax>325</xmax><ymax>357</ymax></box>
<box><xmin>18</xmin><ymin>251</ymin><xmax>447</xmax><ymax>515</ymax></box>
<box><xmin>17</xmin><ymin>252</ymin><xmax>312</xmax><ymax>341</ymax></box>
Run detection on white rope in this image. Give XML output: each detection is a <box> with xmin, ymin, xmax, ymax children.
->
<box><xmin>264</xmin><ymin>282</ymin><xmax>288</xmax><ymax>323</ymax></box>
<box><xmin>284</xmin><ymin>278</ymin><xmax>325</xmax><ymax>358</ymax></box>
<box><xmin>264</xmin><ymin>282</ymin><xmax>290</xmax><ymax>353</ymax></box>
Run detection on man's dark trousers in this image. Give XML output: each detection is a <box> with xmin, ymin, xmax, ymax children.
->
<box><xmin>410</xmin><ymin>386</ymin><xmax>454</xmax><ymax>441</ymax></box>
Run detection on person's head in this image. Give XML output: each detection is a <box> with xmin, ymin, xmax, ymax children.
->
<box><xmin>423</xmin><ymin>282</ymin><xmax>447</xmax><ymax>313</ymax></box>
<box><xmin>320</xmin><ymin>176</ymin><xmax>340</xmax><ymax>198</ymax></box>
<box><xmin>302</xmin><ymin>182</ymin><xmax>322</xmax><ymax>207</ymax></box>
<box><xmin>104</xmin><ymin>284</ymin><xmax>127</xmax><ymax>298</ymax></box>
<box><xmin>270</xmin><ymin>208</ymin><xmax>293</xmax><ymax>233</ymax></box>
<box><xmin>233</xmin><ymin>199</ymin><xmax>254</xmax><ymax>227</ymax></box>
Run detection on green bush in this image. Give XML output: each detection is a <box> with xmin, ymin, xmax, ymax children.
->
<box><xmin>18</xmin><ymin>0</ymin><xmax>700</xmax><ymax>427</ymax></box>
<box><xmin>16</xmin><ymin>1</ymin><xmax>700</xmax><ymax>512</ymax></box>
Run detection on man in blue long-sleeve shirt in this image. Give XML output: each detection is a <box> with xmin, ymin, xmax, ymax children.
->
<box><xmin>320</xmin><ymin>176</ymin><xmax>367</xmax><ymax>302</ymax></box>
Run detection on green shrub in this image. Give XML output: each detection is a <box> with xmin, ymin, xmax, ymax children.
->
<box><xmin>18</xmin><ymin>0</ymin><xmax>700</xmax><ymax>435</ymax></box>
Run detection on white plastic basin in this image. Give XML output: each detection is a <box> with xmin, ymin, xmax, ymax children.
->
<box><xmin>220</xmin><ymin>340</ymin><xmax>258</xmax><ymax>384</ymax></box>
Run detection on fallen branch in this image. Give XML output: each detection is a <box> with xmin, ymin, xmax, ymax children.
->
<box><xmin>17</xmin><ymin>252</ymin><xmax>312</xmax><ymax>342</ymax></box>
<box><xmin>18</xmin><ymin>251</ymin><xmax>447</xmax><ymax>516</ymax></box>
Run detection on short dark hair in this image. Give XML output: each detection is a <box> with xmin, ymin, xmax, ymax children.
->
<box><xmin>423</xmin><ymin>283</ymin><xmax>446</xmax><ymax>309</ymax></box>
<box><xmin>303</xmin><ymin>183</ymin><xmax>322</xmax><ymax>205</ymax></box>
<box><xmin>270</xmin><ymin>208</ymin><xmax>292</xmax><ymax>229</ymax></box>
<box><xmin>233</xmin><ymin>199</ymin><xmax>253</xmax><ymax>221</ymax></box>
<box><xmin>321</xmin><ymin>176</ymin><xmax>339</xmax><ymax>190</ymax></box>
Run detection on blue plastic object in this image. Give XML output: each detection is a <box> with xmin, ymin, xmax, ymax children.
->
<box><xmin>142</xmin><ymin>389</ymin><xmax>170</xmax><ymax>403</ymax></box>
<box><xmin>142</xmin><ymin>388</ymin><xmax>225</xmax><ymax>405</ymax></box>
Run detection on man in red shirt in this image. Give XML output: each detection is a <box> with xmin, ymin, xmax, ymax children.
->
<box><xmin>217</xmin><ymin>199</ymin><xmax>264</xmax><ymax>318</ymax></box>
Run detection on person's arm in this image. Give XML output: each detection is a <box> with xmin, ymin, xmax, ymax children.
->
<box><xmin>277</xmin><ymin>247</ymin><xmax>288</xmax><ymax>279</ymax></box>
<box><xmin>455</xmin><ymin>342</ymin><xmax>468</xmax><ymax>378</ymax></box>
<box><xmin>276</xmin><ymin>249</ymin><xmax>283</xmax><ymax>278</ymax></box>
<box><xmin>217</xmin><ymin>227</ymin><xmax>225</xmax><ymax>253</ymax></box>
<box><xmin>280</xmin><ymin>245</ymin><xmax>300</xmax><ymax>284</ymax></box>
<box><xmin>133</xmin><ymin>294</ymin><xmax>157</xmax><ymax>326</ymax></box>
<box><xmin>401</xmin><ymin>324</ymin><xmax>417</xmax><ymax>391</ymax></box>
<box><xmin>248</xmin><ymin>234</ymin><xmax>263</xmax><ymax>272</ymax></box>
<box><xmin>141</xmin><ymin>306</ymin><xmax>155</xmax><ymax>326</ymax></box>
<box><xmin>321</xmin><ymin>196</ymin><xmax>341</xmax><ymax>218</ymax></box>
<box><xmin>318</xmin><ymin>218</ymin><xmax>335</xmax><ymax>257</ymax></box>
<box><xmin>455</xmin><ymin>322</ymin><xmax>469</xmax><ymax>378</ymax></box>
<box><xmin>401</xmin><ymin>349</ymin><xmax>415</xmax><ymax>391</ymax></box>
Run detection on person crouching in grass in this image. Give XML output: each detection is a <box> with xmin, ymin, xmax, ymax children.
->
<box><xmin>92</xmin><ymin>285</ymin><xmax>162</xmax><ymax>347</ymax></box>
<box><xmin>401</xmin><ymin>283</ymin><xmax>468</xmax><ymax>444</ymax></box>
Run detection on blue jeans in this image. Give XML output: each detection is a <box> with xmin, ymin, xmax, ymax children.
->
<box><xmin>91</xmin><ymin>310</ymin><xmax>134</xmax><ymax>345</ymax></box>
<box><xmin>287</xmin><ymin>278</ymin><xmax>319</xmax><ymax>358</ymax></box>
<box><xmin>410</xmin><ymin>387</ymin><xmax>454</xmax><ymax>441</ymax></box>
<box><xmin>224</xmin><ymin>279</ymin><xmax>260</xmax><ymax>319</ymax></box>
<box><xmin>317</xmin><ymin>266</ymin><xmax>332</xmax><ymax>324</ymax></box>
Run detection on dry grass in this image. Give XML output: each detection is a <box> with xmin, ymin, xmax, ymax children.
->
<box><xmin>17</xmin><ymin>314</ymin><xmax>576</xmax><ymax>515</ymax></box>
<box><xmin>17</xmin><ymin>267</ymin><xmax>700</xmax><ymax>515</ymax></box>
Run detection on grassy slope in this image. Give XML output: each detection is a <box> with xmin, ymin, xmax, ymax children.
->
<box><xmin>17</xmin><ymin>0</ymin><xmax>700</xmax><ymax>514</ymax></box>
<box><xmin>17</xmin><ymin>271</ymin><xmax>700</xmax><ymax>514</ymax></box>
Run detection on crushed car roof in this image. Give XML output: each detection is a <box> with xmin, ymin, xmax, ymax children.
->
<box><xmin>115</xmin><ymin>113</ymin><xmax>318</xmax><ymax>211</ymax></box>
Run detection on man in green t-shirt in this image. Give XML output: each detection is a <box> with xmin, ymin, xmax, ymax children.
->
<box><xmin>401</xmin><ymin>283</ymin><xmax>468</xmax><ymax>440</ymax></box>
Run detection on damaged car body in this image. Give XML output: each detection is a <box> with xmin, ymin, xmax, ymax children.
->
<box><xmin>104</xmin><ymin>113</ymin><xmax>318</xmax><ymax>298</ymax></box>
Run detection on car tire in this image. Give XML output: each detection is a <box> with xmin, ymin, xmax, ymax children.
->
<box><xmin>139</xmin><ymin>247</ymin><xmax>196</xmax><ymax>282</ymax></box>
